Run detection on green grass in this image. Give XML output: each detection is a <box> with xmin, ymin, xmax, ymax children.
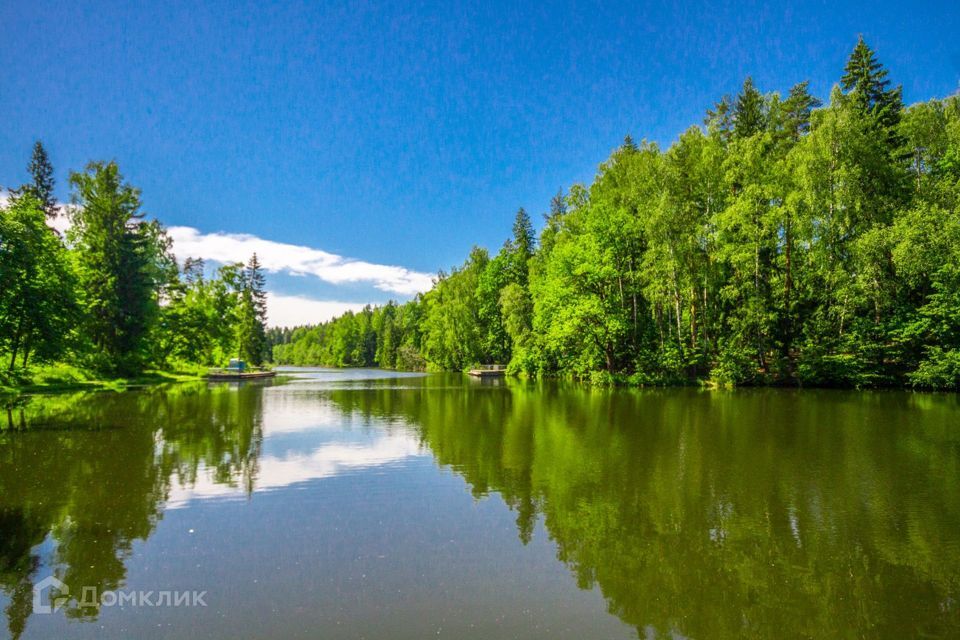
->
<box><xmin>0</xmin><ymin>361</ymin><xmax>206</xmax><ymax>395</ymax></box>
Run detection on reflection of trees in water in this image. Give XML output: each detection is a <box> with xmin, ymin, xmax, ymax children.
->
<box><xmin>0</xmin><ymin>383</ymin><xmax>264</xmax><ymax>638</ymax></box>
<box><xmin>328</xmin><ymin>381</ymin><xmax>960</xmax><ymax>638</ymax></box>
<box><xmin>0</xmin><ymin>508</ymin><xmax>44</xmax><ymax>639</ymax></box>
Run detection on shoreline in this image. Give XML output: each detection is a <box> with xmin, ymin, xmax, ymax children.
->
<box><xmin>0</xmin><ymin>368</ymin><xmax>206</xmax><ymax>396</ymax></box>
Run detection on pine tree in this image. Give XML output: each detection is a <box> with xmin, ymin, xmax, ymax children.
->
<box><xmin>22</xmin><ymin>141</ymin><xmax>57</xmax><ymax>218</ymax></box>
<box><xmin>512</xmin><ymin>208</ymin><xmax>535</xmax><ymax>260</ymax></box>
<box><xmin>246</xmin><ymin>253</ymin><xmax>268</xmax><ymax>320</ymax></box>
<box><xmin>236</xmin><ymin>253</ymin><xmax>268</xmax><ymax>365</ymax></box>
<box><xmin>510</xmin><ymin>208</ymin><xmax>535</xmax><ymax>288</ymax></box>
<box><xmin>733</xmin><ymin>77</ymin><xmax>766</xmax><ymax>139</ymax></box>
<box><xmin>782</xmin><ymin>81</ymin><xmax>821</xmax><ymax>140</ymax></box>
<box><xmin>841</xmin><ymin>36</ymin><xmax>903</xmax><ymax>136</ymax></box>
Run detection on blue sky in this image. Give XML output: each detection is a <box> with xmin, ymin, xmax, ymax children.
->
<box><xmin>2</xmin><ymin>0</ymin><xmax>959</xmax><ymax>325</ymax></box>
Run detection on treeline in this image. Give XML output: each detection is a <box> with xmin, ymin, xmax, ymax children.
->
<box><xmin>275</xmin><ymin>38</ymin><xmax>960</xmax><ymax>389</ymax></box>
<box><xmin>0</xmin><ymin>148</ymin><xmax>269</xmax><ymax>376</ymax></box>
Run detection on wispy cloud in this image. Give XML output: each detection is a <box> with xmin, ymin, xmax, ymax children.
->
<box><xmin>169</xmin><ymin>226</ymin><xmax>434</xmax><ymax>295</ymax></box>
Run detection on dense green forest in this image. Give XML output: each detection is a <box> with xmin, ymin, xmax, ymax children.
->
<box><xmin>0</xmin><ymin>149</ymin><xmax>269</xmax><ymax>381</ymax></box>
<box><xmin>274</xmin><ymin>38</ymin><xmax>960</xmax><ymax>389</ymax></box>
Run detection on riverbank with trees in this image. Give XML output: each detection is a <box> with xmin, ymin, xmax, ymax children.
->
<box><xmin>273</xmin><ymin>38</ymin><xmax>960</xmax><ymax>390</ymax></box>
<box><xmin>0</xmin><ymin>147</ymin><xmax>269</xmax><ymax>394</ymax></box>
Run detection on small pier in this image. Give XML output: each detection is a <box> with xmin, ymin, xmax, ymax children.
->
<box><xmin>468</xmin><ymin>364</ymin><xmax>507</xmax><ymax>378</ymax></box>
<box><xmin>207</xmin><ymin>359</ymin><xmax>276</xmax><ymax>381</ymax></box>
<box><xmin>207</xmin><ymin>369</ymin><xmax>276</xmax><ymax>381</ymax></box>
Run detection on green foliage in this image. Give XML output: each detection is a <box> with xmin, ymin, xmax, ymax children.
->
<box><xmin>13</xmin><ymin>38</ymin><xmax>957</xmax><ymax>390</ymax></box>
<box><xmin>68</xmin><ymin>161</ymin><xmax>173</xmax><ymax>373</ymax></box>
<box><xmin>1</xmin><ymin>149</ymin><xmax>270</xmax><ymax>382</ymax></box>
<box><xmin>733</xmin><ymin>77</ymin><xmax>766</xmax><ymax>139</ymax></box>
<box><xmin>18</xmin><ymin>141</ymin><xmax>57</xmax><ymax>218</ymax></box>
<box><xmin>0</xmin><ymin>193</ymin><xmax>77</xmax><ymax>371</ymax></box>
<box><xmin>841</xmin><ymin>35</ymin><xmax>904</xmax><ymax>138</ymax></box>
<box><xmin>235</xmin><ymin>254</ymin><xmax>269</xmax><ymax>365</ymax></box>
<box><xmin>277</xmin><ymin>38</ymin><xmax>960</xmax><ymax>389</ymax></box>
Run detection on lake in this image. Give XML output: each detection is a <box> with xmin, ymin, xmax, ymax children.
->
<box><xmin>1</xmin><ymin>368</ymin><xmax>958</xmax><ymax>638</ymax></box>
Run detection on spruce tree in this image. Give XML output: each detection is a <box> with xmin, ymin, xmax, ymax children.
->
<box><xmin>782</xmin><ymin>81</ymin><xmax>821</xmax><ymax>140</ymax></box>
<box><xmin>841</xmin><ymin>36</ymin><xmax>903</xmax><ymax>136</ymax></box>
<box><xmin>237</xmin><ymin>253</ymin><xmax>268</xmax><ymax>365</ymax></box>
<box><xmin>246</xmin><ymin>253</ymin><xmax>268</xmax><ymax>320</ymax></box>
<box><xmin>733</xmin><ymin>77</ymin><xmax>766</xmax><ymax>139</ymax></box>
<box><xmin>510</xmin><ymin>207</ymin><xmax>535</xmax><ymax>288</ymax></box>
<box><xmin>22</xmin><ymin>141</ymin><xmax>57</xmax><ymax>218</ymax></box>
<box><xmin>512</xmin><ymin>208</ymin><xmax>535</xmax><ymax>261</ymax></box>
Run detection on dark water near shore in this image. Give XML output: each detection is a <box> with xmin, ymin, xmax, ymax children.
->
<box><xmin>1</xmin><ymin>368</ymin><xmax>958</xmax><ymax>638</ymax></box>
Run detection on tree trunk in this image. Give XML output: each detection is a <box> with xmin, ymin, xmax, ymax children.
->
<box><xmin>689</xmin><ymin>287</ymin><xmax>697</xmax><ymax>350</ymax></box>
<box><xmin>8</xmin><ymin>315</ymin><xmax>23</xmax><ymax>372</ymax></box>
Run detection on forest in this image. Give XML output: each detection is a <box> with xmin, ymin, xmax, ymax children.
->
<box><xmin>273</xmin><ymin>38</ymin><xmax>960</xmax><ymax>389</ymax></box>
<box><xmin>0</xmin><ymin>152</ymin><xmax>269</xmax><ymax>384</ymax></box>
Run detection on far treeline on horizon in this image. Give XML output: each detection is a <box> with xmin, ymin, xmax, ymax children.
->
<box><xmin>3</xmin><ymin>38</ymin><xmax>960</xmax><ymax>389</ymax></box>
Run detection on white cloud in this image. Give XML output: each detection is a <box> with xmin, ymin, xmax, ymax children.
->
<box><xmin>267</xmin><ymin>293</ymin><xmax>368</xmax><ymax>328</ymax></box>
<box><xmin>3</xmin><ymin>190</ymin><xmax>429</xmax><ymax>326</ymax></box>
<box><xmin>168</xmin><ymin>226</ymin><xmax>434</xmax><ymax>295</ymax></box>
<box><xmin>166</xmin><ymin>431</ymin><xmax>423</xmax><ymax>509</ymax></box>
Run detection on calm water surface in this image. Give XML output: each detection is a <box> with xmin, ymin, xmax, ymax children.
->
<box><xmin>1</xmin><ymin>368</ymin><xmax>958</xmax><ymax>638</ymax></box>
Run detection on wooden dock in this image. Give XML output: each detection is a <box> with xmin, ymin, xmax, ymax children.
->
<box><xmin>206</xmin><ymin>369</ymin><xmax>276</xmax><ymax>381</ymax></box>
<box><xmin>468</xmin><ymin>365</ymin><xmax>507</xmax><ymax>378</ymax></box>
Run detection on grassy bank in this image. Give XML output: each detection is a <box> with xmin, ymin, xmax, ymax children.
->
<box><xmin>0</xmin><ymin>362</ymin><xmax>207</xmax><ymax>395</ymax></box>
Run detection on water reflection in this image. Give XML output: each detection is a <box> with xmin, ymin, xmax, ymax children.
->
<box><xmin>1</xmin><ymin>375</ymin><xmax>959</xmax><ymax>638</ymax></box>
<box><xmin>324</xmin><ymin>381</ymin><xmax>960</xmax><ymax>638</ymax></box>
<box><xmin>0</xmin><ymin>383</ymin><xmax>264</xmax><ymax>634</ymax></box>
<box><xmin>0</xmin><ymin>379</ymin><xmax>423</xmax><ymax>636</ymax></box>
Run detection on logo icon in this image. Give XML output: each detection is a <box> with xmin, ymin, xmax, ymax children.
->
<box><xmin>32</xmin><ymin>576</ymin><xmax>69</xmax><ymax>614</ymax></box>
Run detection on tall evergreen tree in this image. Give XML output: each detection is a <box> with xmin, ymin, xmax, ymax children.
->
<box><xmin>245</xmin><ymin>253</ymin><xmax>268</xmax><ymax>320</ymax></box>
<box><xmin>841</xmin><ymin>36</ymin><xmax>904</xmax><ymax>138</ymax></box>
<box><xmin>510</xmin><ymin>207</ymin><xmax>535</xmax><ymax>287</ymax></box>
<box><xmin>512</xmin><ymin>208</ymin><xmax>535</xmax><ymax>261</ymax></box>
<box><xmin>21</xmin><ymin>142</ymin><xmax>57</xmax><ymax>219</ymax></box>
<box><xmin>236</xmin><ymin>253</ymin><xmax>268</xmax><ymax>365</ymax></box>
<box><xmin>733</xmin><ymin>77</ymin><xmax>766</xmax><ymax>139</ymax></box>
<box><xmin>781</xmin><ymin>81</ymin><xmax>821</xmax><ymax>140</ymax></box>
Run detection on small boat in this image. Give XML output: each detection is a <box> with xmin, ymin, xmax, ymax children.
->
<box><xmin>468</xmin><ymin>365</ymin><xmax>507</xmax><ymax>378</ymax></box>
